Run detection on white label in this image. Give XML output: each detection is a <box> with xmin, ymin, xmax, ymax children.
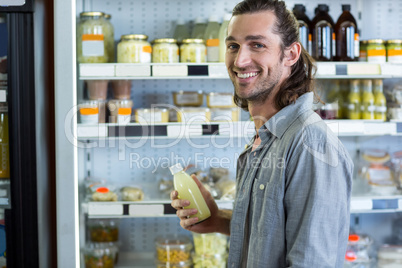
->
<box><xmin>117</xmin><ymin>115</ymin><xmax>131</xmax><ymax>124</ymax></box>
<box><xmin>367</xmin><ymin>105</ymin><xmax>376</xmax><ymax>112</ymax></box>
<box><xmin>175</xmin><ymin>94</ymin><xmax>200</xmax><ymax>105</ymax></box>
<box><xmin>80</xmin><ymin>114</ymin><xmax>98</xmax><ymax>124</ymax></box>
<box><xmin>368</xmin><ymin>168</ymin><xmax>392</xmax><ymax>182</ymax></box>
<box><xmin>181</xmin><ymin>111</ymin><xmax>208</xmax><ymax>122</ymax></box>
<box><xmin>308</xmin><ymin>40</ymin><xmax>312</xmax><ymax>55</ymax></box>
<box><xmin>137</xmin><ymin>111</ymin><xmax>163</xmax><ymax>123</ymax></box>
<box><xmin>209</xmin><ymin>95</ymin><xmax>233</xmax><ymax>107</ymax></box>
<box><xmin>388</xmin><ymin>56</ymin><xmax>402</xmax><ymax>64</ymax></box>
<box><xmin>348</xmin><ymin>103</ymin><xmax>356</xmax><ymax>110</ymax></box>
<box><xmin>206</xmin><ymin>46</ymin><xmax>219</xmax><ymax>62</ymax></box>
<box><xmin>354</xmin><ymin>36</ymin><xmax>360</xmax><ymax>58</ymax></box>
<box><xmin>367</xmin><ymin>56</ymin><xmax>386</xmax><ymax>63</ymax></box>
<box><xmin>140</xmin><ymin>51</ymin><xmax>151</xmax><ymax>63</ymax></box>
<box><xmin>376</xmin><ymin>106</ymin><xmax>387</xmax><ymax>112</ymax></box>
<box><xmin>82</xmin><ymin>40</ymin><xmax>104</xmax><ymax>57</ymax></box>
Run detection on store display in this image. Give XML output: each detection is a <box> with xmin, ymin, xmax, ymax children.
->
<box><xmin>169</xmin><ymin>163</ymin><xmax>211</xmax><ymax>223</ymax></box>
<box><xmin>111</xmin><ymin>80</ymin><xmax>131</xmax><ymax>100</ymax></box>
<box><xmin>107</xmin><ymin>99</ymin><xmax>133</xmax><ymax>124</ymax></box>
<box><xmin>377</xmin><ymin>245</ymin><xmax>402</xmax><ymax>268</ymax></box>
<box><xmin>88</xmin><ymin>219</ymin><xmax>120</xmax><ymax>242</ymax></box>
<box><xmin>82</xmin><ymin>242</ymin><xmax>118</xmax><ymax>268</ymax></box>
<box><xmin>366</xmin><ymin>39</ymin><xmax>386</xmax><ymax>63</ymax></box>
<box><xmin>192</xmin><ymin>17</ymin><xmax>207</xmax><ymax>39</ymax></box>
<box><xmin>152</xmin><ymin>38</ymin><xmax>179</xmax><ymax>63</ymax></box>
<box><xmin>311</xmin><ymin>4</ymin><xmax>335</xmax><ymax>61</ymax></box>
<box><xmin>86</xmin><ymin>80</ymin><xmax>109</xmax><ymax>100</ymax></box>
<box><xmin>0</xmin><ymin>104</ymin><xmax>9</xmax><ymax>179</ymax></box>
<box><xmin>386</xmin><ymin>40</ymin><xmax>402</xmax><ymax>63</ymax></box>
<box><xmin>177</xmin><ymin>107</ymin><xmax>211</xmax><ymax>123</ymax></box>
<box><xmin>334</xmin><ymin>4</ymin><xmax>359</xmax><ymax>61</ymax></box>
<box><xmin>219</xmin><ymin>13</ymin><xmax>231</xmax><ymax>62</ymax></box>
<box><xmin>180</xmin><ymin>39</ymin><xmax>206</xmax><ymax>63</ymax></box>
<box><xmin>135</xmin><ymin>108</ymin><xmax>169</xmax><ymax>124</ymax></box>
<box><xmin>155</xmin><ymin>235</ymin><xmax>192</xmax><ymax>263</ymax></box>
<box><xmin>204</xmin><ymin>15</ymin><xmax>220</xmax><ymax>62</ymax></box>
<box><xmin>206</xmin><ymin>92</ymin><xmax>235</xmax><ymax>108</ymax></box>
<box><xmin>117</xmin><ymin>34</ymin><xmax>152</xmax><ymax>63</ymax></box>
<box><xmin>172</xmin><ymin>90</ymin><xmax>204</xmax><ymax>107</ymax></box>
<box><xmin>173</xmin><ymin>19</ymin><xmax>190</xmax><ymax>44</ymax></box>
<box><xmin>77</xmin><ymin>12</ymin><xmax>111</xmax><ymax>63</ymax></box>
<box><xmin>292</xmin><ymin>4</ymin><xmax>311</xmax><ymax>54</ymax></box>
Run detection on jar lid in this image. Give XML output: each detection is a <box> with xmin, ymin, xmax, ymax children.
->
<box><xmin>387</xmin><ymin>39</ymin><xmax>402</xmax><ymax>44</ymax></box>
<box><xmin>153</xmin><ymin>38</ymin><xmax>177</xmax><ymax>44</ymax></box>
<box><xmin>360</xmin><ymin>40</ymin><xmax>368</xmax><ymax>45</ymax></box>
<box><xmin>182</xmin><ymin>38</ymin><xmax>205</xmax><ymax>44</ymax></box>
<box><xmin>80</xmin><ymin>11</ymin><xmax>105</xmax><ymax>18</ymax></box>
<box><xmin>367</xmin><ymin>39</ymin><xmax>385</xmax><ymax>44</ymax></box>
<box><xmin>121</xmin><ymin>34</ymin><xmax>148</xmax><ymax>41</ymax></box>
<box><xmin>104</xmin><ymin>14</ymin><xmax>111</xmax><ymax>19</ymax></box>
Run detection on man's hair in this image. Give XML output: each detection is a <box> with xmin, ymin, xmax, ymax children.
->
<box><xmin>231</xmin><ymin>0</ymin><xmax>317</xmax><ymax>111</ymax></box>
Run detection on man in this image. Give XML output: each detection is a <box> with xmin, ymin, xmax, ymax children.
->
<box><xmin>171</xmin><ymin>0</ymin><xmax>353</xmax><ymax>267</ymax></box>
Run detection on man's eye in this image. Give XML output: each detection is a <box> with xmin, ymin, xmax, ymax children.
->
<box><xmin>254</xmin><ymin>43</ymin><xmax>264</xmax><ymax>48</ymax></box>
<box><xmin>227</xmin><ymin>44</ymin><xmax>239</xmax><ymax>50</ymax></box>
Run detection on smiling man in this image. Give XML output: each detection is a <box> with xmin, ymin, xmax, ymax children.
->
<box><xmin>171</xmin><ymin>0</ymin><xmax>353</xmax><ymax>267</ymax></box>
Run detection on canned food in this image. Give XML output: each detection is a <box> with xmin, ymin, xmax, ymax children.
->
<box><xmin>180</xmin><ymin>39</ymin><xmax>206</xmax><ymax>63</ymax></box>
<box><xmin>152</xmin><ymin>38</ymin><xmax>179</xmax><ymax>63</ymax></box>
<box><xmin>386</xmin><ymin>39</ymin><xmax>402</xmax><ymax>63</ymax></box>
<box><xmin>367</xmin><ymin>39</ymin><xmax>386</xmax><ymax>63</ymax></box>
<box><xmin>117</xmin><ymin>34</ymin><xmax>152</xmax><ymax>63</ymax></box>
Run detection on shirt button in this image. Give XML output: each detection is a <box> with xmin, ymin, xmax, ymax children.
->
<box><xmin>259</xmin><ymin>184</ymin><xmax>265</xmax><ymax>190</ymax></box>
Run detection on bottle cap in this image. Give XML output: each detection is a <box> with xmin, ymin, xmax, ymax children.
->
<box><xmin>293</xmin><ymin>4</ymin><xmax>306</xmax><ymax>13</ymax></box>
<box><xmin>208</xmin><ymin>15</ymin><xmax>219</xmax><ymax>22</ymax></box>
<box><xmin>169</xmin><ymin>163</ymin><xmax>184</xmax><ymax>175</ymax></box>
<box><xmin>194</xmin><ymin>17</ymin><xmax>206</xmax><ymax>24</ymax></box>
<box><xmin>342</xmin><ymin>4</ymin><xmax>351</xmax><ymax>12</ymax></box>
<box><xmin>223</xmin><ymin>13</ymin><xmax>232</xmax><ymax>21</ymax></box>
<box><xmin>176</xmin><ymin>18</ymin><xmax>185</xmax><ymax>25</ymax></box>
<box><xmin>317</xmin><ymin>4</ymin><xmax>329</xmax><ymax>12</ymax></box>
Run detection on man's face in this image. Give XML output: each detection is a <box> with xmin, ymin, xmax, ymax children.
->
<box><xmin>225</xmin><ymin>11</ymin><xmax>286</xmax><ymax>104</ymax></box>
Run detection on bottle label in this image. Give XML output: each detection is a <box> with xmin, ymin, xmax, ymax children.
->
<box><xmin>346</xmin><ymin>27</ymin><xmax>356</xmax><ymax>59</ymax></box>
<box><xmin>308</xmin><ymin>34</ymin><xmax>312</xmax><ymax>55</ymax></box>
<box><xmin>387</xmin><ymin>49</ymin><xmax>402</xmax><ymax>63</ymax></box>
<box><xmin>354</xmin><ymin>33</ymin><xmax>360</xmax><ymax>58</ymax></box>
<box><xmin>376</xmin><ymin>106</ymin><xmax>387</xmax><ymax>113</ymax></box>
<box><xmin>316</xmin><ymin>22</ymin><xmax>332</xmax><ymax>59</ymax></box>
<box><xmin>298</xmin><ymin>24</ymin><xmax>308</xmax><ymax>51</ymax></box>
<box><xmin>82</xmin><ymin>34</ymin><xmax>105</xmax><ymax>57</ymax></box>
<box><xmin>137</xmin><ymin>110</ymin><xmax>163</xmax><ymax>123</ymax></box>
<box><xmin>332</xmin><ymin>32</ymin><xmax>336</xmax><ymax>57</ymax></box>
<box><xmin>206</xmin><ymin>39</ymin><xmax>220</xmax><ymax>62</ymax></box>
<box><xmin>367</xmin><ymin>49</ymin><xmax>386</xmax><ymax>63</ymax></box>
<box><xmin>140</xmin><ymin>46</ymin><xmax>152</xmax><ymax>63</ymax></box>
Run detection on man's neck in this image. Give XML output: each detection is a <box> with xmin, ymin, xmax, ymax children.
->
<box><xmin>249</xmin><ymin>94</ymin><xmax>279</xmax><ymax>134</ymax></box>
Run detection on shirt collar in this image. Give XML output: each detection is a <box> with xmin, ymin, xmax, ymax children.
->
<box><xmin>259</xmin><ymin>92</ymin><xmax>314</xmax><ymax>140</ymax></box>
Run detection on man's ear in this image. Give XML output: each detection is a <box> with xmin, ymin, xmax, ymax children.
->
<box><xmin>283</xmin><ymin>42</ymin><xmax>301</xmax><ymax>67</ymax></box>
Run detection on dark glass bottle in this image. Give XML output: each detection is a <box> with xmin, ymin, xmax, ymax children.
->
<box><xmin>334</xmin><ymin>4</ymin><xmax>359</xmax><ymax>61</ymax></box>
<box><xmin>311</xmin><ymin>4</ymin><xmax>335</xmax><ymax>61</ymax></box>
<box><xmin>292</xmin><ymin>4</ymin><xmax>311</xmax><ymax>54</ymax></box>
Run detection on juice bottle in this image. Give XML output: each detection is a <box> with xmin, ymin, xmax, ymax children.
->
<box><xmin>338</xmin><ymin>80</ymin><xmax>349</xmax><ymax>119</ymax></box>
<box><xmin>219</xmin><ymin>13</ymin><xmax>231</xmax><ymax>62</ymax></box>
<box><xmin>204</xmin><ymin>15</ymin><xmax>220</xmax><ymax>62</ymax></box>
<box><xmin>292</xmin><ymin>4</ymin><xmax>311</xmax><ymax>54</ymax></box>
<box><xmin>361</xmin><ymin>80</ymin><xmax>375</xmax><ymax>120</ymax></box>
<box><xmin>334</xmin><ymin>4</ymin><xmax>359</xmax><ymax>61</ymax></box>
<box><xmin>192</xmin><ymin>17</ymin><xmax>207</xmax><ymax>39</ymax></box>
<box><xmin>0</xmin><ymin>105</ymin><xmax>9</xmax><ymax>179</ymax></box>
<box><xmin>169</xmin><ymin>163</ymin><xmax>211</xmax><ymax>223</ymax></box>
<box><xmin>173</xmin><ymin>19</ymin><xmax>190</xmax><ymax>43</ymax></box>
<box><xmin>373</xmin><ymin>79</ymin><xmax>387</xmax><ymax>120</ymax></box>
<box><xmin>311</xmin><ymin>4</ymin><xmax>335</xmax><ymax>61</ymax></box>
<box><xmin>347</xmin><ymin>80</ymin><xmax>361</xmax><ymax>119</ymax></box>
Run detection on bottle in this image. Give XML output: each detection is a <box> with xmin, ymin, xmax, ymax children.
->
<box><xmin>192</xmin><ymin>17</ymin><xmax>207</xmax><ymax>39</ymax></box>
<box><xmin>219</xmin><ymin>13</ymin><xmax>231</xmax><ymax>62</ymax></box>
<box><xmin>334</xmin><ymin>4</ymin><xmax>359</xmax><ymax>61</ymax></box>
<box><xmin>103</xmin><ymin>14</ymin><xmax>115</xmax><ymax>63</ymax></box>
<box><xmin>338</xmin><ymin>80</ymin><xmax>350</xmax><ymax>119</ymax></box>
<box><xmin>361</xmin><ymin>80</ymin><xmax>375</xmax><ymax>120</ymax></box>
<box><xmin>169</xmin><ymin>163</ymin><xmax>211</xmax><ymax>224</ymax></box>
<box><xmin>0</xmin><ymin>104</ymin><xmax>9</xmax><ymax>179</ymax></box>
<box><xmin>292</xmin><ymin>4</ymin><xmax>311</xmax><ymax>54</ymax></box>
<box><xmin>348</xmin><ymin>80</ymin><xmax>361</xmax><ymax>119</ymax></box>
<box><xmin>173</xmin><ymin>19</ymin><xmax>190</xmax><ymax>43</ymax></box>
<box><xmin>311</xmin><ymin>4</ymin><xmax>335</xmax><ymax>61</ymax></box>
<box><xmin>204</xmin><ymin>15</ymin><xmax>221</xmax><ymax>62</ymax></box>
<box><xmin>373</xmin><ymin>79</ymin><xmax>387</xmax><ymax>120</ymax></box>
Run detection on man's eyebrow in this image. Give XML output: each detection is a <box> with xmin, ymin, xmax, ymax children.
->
<box><xmin>226</xmin><ymin>35</ymin><xmax>267</xmax><ymax>42</ymax></box>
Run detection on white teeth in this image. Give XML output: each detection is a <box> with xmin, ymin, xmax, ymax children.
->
<box><xmin>237</xmin><ymin>72</ymin><xmax>258</xmax><ymax>79</ymax></box>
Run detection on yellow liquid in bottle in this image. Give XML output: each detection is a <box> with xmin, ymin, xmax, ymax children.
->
<box><xmin>374</xmin><ymin>91</ymin><xmax>387</xmax><ymax>120</ymax></box>
<box><xmin>361</xmin><ymin>91</ymin><xmax>375</xmax><ymax>120</ymax></box>
<box><xmin>347</xmin><ymin>91</ymin><xmax>361</xmax><ymax>119</ymax></box>
<box><xmin>172</xmin><ymin>167</ymin><xmax>211</xmax><ymax>223</ymax></box>
<box><xmin>0</xmin><ymin>112</ymin><xmax>9</xmax><ymax>179</ymax></box>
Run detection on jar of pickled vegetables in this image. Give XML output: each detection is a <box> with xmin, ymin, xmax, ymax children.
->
<box><xmin>367</xmin><ymin>39</ymin><xmax>386</xmax><ymax>63</ymax></box>
<box><xmin>180</xmin><ymin>39</ymin><xmax>206</xmax><ymax>63</ymax></box>
<box><xmin>117</xmin><ymin>34</ymin><xmax>152</xmax><ymax>63</ymax></box>
<box><xmin>152</xmin><ymin>38</ymin><xmax>179</xmax><ymax>63</ymax></box>
<box><xmin>386</xmin><ymin>39</ymin><xmax>402</xmax><ymax>63</ymax></box>
<box><xmin>103</xmin><ymin>14</ymin><xmax>115</xmax><ymax>62</ymax></box>
<box><xmin>77</xmin><ymin>12</ymin><xmax>111</xmax><ymax>63</ymax></box>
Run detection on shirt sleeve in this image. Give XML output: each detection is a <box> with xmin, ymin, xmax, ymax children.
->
<box><xmin>284</xmin><ymin>140</ymin><xmax>353</xmax><ymax>267</ymax></box>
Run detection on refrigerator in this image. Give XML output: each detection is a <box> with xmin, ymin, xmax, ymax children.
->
<box><xmin>0</xmin><ymin>0</ymin><xmax>56</xmax><ymax>267</ymax></box>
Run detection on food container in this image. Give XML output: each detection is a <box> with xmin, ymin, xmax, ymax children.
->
<box><xmin>82</xmin><ymin>242</ymin><xmax>118</xmax><ymax>268</ymax></box>
<box><xmin>88</xmin><ymin>219</ymin><xmax>119</xmax><ymax>242</ymax></box>
<box><xmin>378</xmin><ymin>245</ymin><xmax>402</xmax><ymax>268</ymax></box>
<box><xmin>210</xmin><ymin>108</ymin><xmax>240</xmax><ymax>122</ymax></box>
<box><xmin>103</xmin><ymin>13</ymin><xmax>115</xmax><ymax>63</ymax></box>
<box><xmin>155</xmin><ymin>260</ymin><xmax>192</xmax><ymax>268</ymax></box>
<box><xmin>314</xmin><ymin>102</ymin><xmax>338</xmax><ymax>120</ymax></box>
<box><xmin>359</xmin><ymin>40</ymin><xmax>368</xmax><ymax>62</ymax></box>
<box><xmin>120</xmin><ymin>186</ymin><xmax>144</xmax><ymax>201</ymax></box>
<box><xmin>86</xmin><ymin>80</ymin><xmax>109</xmax><ymax>100</ymax></box>
<box><xmin>344</xmin><ymin>234</ymin><xmax>373</xmax><ymax>267</ymax></box>
<box><xmin>117</xmin><ymin>34</ymin><xmax>152</xmax><ymax>63</ymax></box>
<box><xmin>79</xmin><ymin>100</ymin><xmax>107</xmax><ymax>124</ymax></box>
<box><xmin>107</xmin><ymin>100</ymin><xmax>133</xmax><ymax>124</ymax></box>
<box><xmin>91</xmin><ymin>186</ymin><xmax>118</xmax><ymax>202</ymax></box>
<box><xmin>152</xmin><ymin>38</ymin><xmax>179</xmax><ymax>63</ymax></box>
<box><xmin>206</xmin><ymin>93</ymin><xmax>235</xmax><ymax>108</ymax></box>
<box><xmin>367</xmin><ymin>39</ymin><xmax>386</xmax><ymax>63</ymax></box>
<box><xmin>155</xmin><ymin>235</ymin><xmax>192</xmax><ymax>263</ymax></box>
<box><xmin>173</xmin><ymin>91</ymin><xmax>204</xmax><ymax>107</ymax></box>
<box><xmin>77</xmin><ymin>12</ymin><xmax>111</xmax><ymax>63</ymax></box>
<box><xmin>192</xmin><ymin>253</ymin><xmax>228</xmax><ymax>268</ymax></box>
<box><xmin>111</xmin><ymin>80</ymin><xmax>132</xmax><ymax>99</ymax></box>
<box><xmin>388</xmin><ymin>104</ymin><xmax>402</xmax><ymax>121</ymax></box>
<box><xmin>391</xmin><ymin>151</ymin><xmax>402</xmax><ymax>190</ymax></box>
<box><xmin>135</xmin><ymin>108</ymin><xmax>169</xmax><ymax>124</ymax></box>
<box><xmin>192</xmin><ymin>232</ymin><xmax>228</xmax><ymax>256</ymax></box>
<box><xmin>177</xmin><ymin>107</ymin><xmax>211</xmax><ymax>123</ymax></box>
<box><xmin>386</xmin><ymin>39</ymin><xmax>402</xmax><ymax>63</ymax></box>
<box><xmin>180</xmin><ymin>38</ymin><xmax>206</xmax><ymax>63</ymax></box>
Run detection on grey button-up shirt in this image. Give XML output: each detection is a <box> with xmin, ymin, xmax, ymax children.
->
<box><xmin>228</xmin><ymin>92</ymin><xmax>353</xmax><ymax>268</ymax></box>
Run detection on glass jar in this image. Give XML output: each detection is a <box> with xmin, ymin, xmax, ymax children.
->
<box><xmin>359</xmin><ymin>40</ymin><xmax>368</xmax><ymax>62</ymax></box>
<box><xmin>366</xmin><ymin>39</ymin><xmax>386</xmax><ymax>63</ymax></box>
<box><xmin>77</xmin><ymin>12</ymin><xmax>111</xmax><ymax>63</ymax></box>
<box><xmin>103</xmin><ymin>14</ymin><xmax>115</xmax><ymax>62</ymax></box>
<box><xmin>117</xmin><ymin>34</ymin><xmax>152</xmax><ymax>63</ymax></box>
<box><xmin>180</xmin><ymin>39</ymin><xmax>206</xmax><ymax>63</ymax></box>
<box><xmin>152</xmin><ymin>38</ymin><xmax>179</xmax><ymax>63</ymax></box>
<box><xmin>386</xmin><ymin>39</ymin><xmax>402</xmax><ymax>63</ymax></box>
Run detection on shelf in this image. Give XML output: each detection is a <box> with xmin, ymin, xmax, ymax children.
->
<box><xmin>77</xmin><ymin>120</ymin><xmax>402</xmax><ymax>139</ymax></box>
<box><xmin>79</xmin><ymin>62</ymin><xmax>402</xmax><ymax>80</ymax></box>
<box><xmin>0</xmin><ymin>180</ymin><xmax>10</xmax><ymax>208</ymax></box>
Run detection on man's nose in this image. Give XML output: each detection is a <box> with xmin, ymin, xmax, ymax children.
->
<box><xmin>234</xmin><ymin>47</ymin><xmax>251</xmax><ymax>67</ymax></box>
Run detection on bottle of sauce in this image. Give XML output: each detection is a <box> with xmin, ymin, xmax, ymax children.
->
<box><xmin>204</xmin><ymin>15</ymin><xmax>220</xmax><ymax>62</ymax></box>
<box><xmin>334</xmin><ymin>4</ymin><xmax>359</xmax><ymax>61</ymax></box>
<box><xmin>173</xmin><ymin>19</ymin><xmax>190</xmax><ymax>44</ymax></box>
<box><xmin>311</xmin><ymin>4</ymin><xmax>335</xmax><ymax>61</ymax></box>
<box><xmin>219</xmin><ymin>13</ymin><xmax>231</xmax><ymax>62</ymax></box>
<box><xmin>0</xmin><ymin>104</ymin><xmax>9</xmax><ymax>179</ymax></box>
<box><xmin>192</xmin><ymin>17</ymin><xmax>207</xmax><ymax>39</ymax></box>
<box><xmin>169</xmin><ymin>163</ymin><xmax>211</xmax><ymax>224</ymax></box>
<box><xmin>373</xmin><ymin>79</ymin><xmax>387</xmax><ymax>120</ymax></box>
<box><xmin>292</xmin><ymin>4</ymin><xmax>311</xmax><ymax>54</ymax></box>
<box><xmin>361</xmin><ymin>80</ymin><xmax>375</xmax><ymax>120</ymax></box>
<box><xmin>348</xmin><ymin>80</ymin><xmax>361</xmax><ymax>119</ymax></box>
